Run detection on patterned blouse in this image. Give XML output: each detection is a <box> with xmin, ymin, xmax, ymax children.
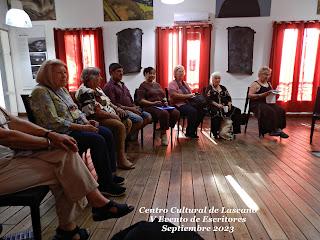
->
<box><xmin>0</xmin><ymin>107</ymin><xmax>14</xmax><ymax>166</ymax></box>
<box><xmin>75</xmin><ymin>84</ymin><xmax>116</xmax><ymax>117</ymax></box>
<box><xmin>30</xmin><ymin>85</ymin><xmax>87</xmax><ymax>134</ymax></box>
<box><xmin>205</xmin><ymin>84</ymin><xmax>232</xmax><ymax>106</ymax></box>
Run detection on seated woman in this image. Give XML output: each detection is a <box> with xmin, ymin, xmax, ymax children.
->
<box><xmin>0</xmin><ymin>107</ymin><xmax>133</xmax><ymax>240</ymax></box>
<box><xmin>137</xmin><ymin>67</ymin><xmax>180</xmax><ymax>145</ymax></box>
<box><xmin>205</xmin><ymin>72</ymin><xmax>241</xmax><ymax>137</ymax></box>
<box><xmin>168</xmin><ymin>65</ymin><xmax>204</xmax><ymax>138</ymax></box>
<box><xmin>30</xmin><ymin>59</ymin><xmax>125</xmax><ymax>197</ymax></box>
<box><xmin>248</xmin><ymin>66</ymin><xmax>289</xmax><ymax>138</ymax></box>
<box><xmin>76</xmin><ymin>67</ymin><xmax>134</xmax><ymax>169</ymax></box>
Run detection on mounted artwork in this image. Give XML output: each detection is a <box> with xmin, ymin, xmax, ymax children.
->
<box><xmin>318</xmin><ymin>0</ymin><xmax>320</xmax><ymax>14</ymax></box>
<box><xmin>117</xmin><ymin>28</ymin><xmax>143</xmax><ymax>74</ymax></box>
<box><xmin>103</xmin><ymin>0</ymin><xmax>153</xmax><ymax>21</ymax></box>
<box><xmin>227</xmin><ymin>26</ymin><xmax>255</xmax><ymax>75</ymax></box>
<box><xmin>216</xmin><ymin>0</ymin><xmax>271</xmax><ymax>18</ymax></box>
<box><xmin>7</xmin><ymin>0</ymin><xmax>56</xmax><ymax>20</ymax></box>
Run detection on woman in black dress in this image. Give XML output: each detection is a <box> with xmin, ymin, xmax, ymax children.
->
<box><xmin>205</xmin><ymin>72</ymin><xmax>241</xmax><ymax>137</ymax></box>
<box><xmin>248</xmin><ymin>66</ymin><xmax>288</xmax><ymax>138</ymax></box>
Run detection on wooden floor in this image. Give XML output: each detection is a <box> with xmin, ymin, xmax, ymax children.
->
<box><xmin>2</xmin><ymin>117</ymin><xmax>320</xmax><ymax>240</ymax></box>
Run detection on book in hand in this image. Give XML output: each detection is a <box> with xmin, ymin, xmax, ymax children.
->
<box><xmin>155</xmin><ymin>106</ymin><xmax>175</xmax><ymax>110</ymax></box>
<box><xmin>270</xmin><ymin>90</ymin><xmax>281</xmax><ymax>94</ymax></box>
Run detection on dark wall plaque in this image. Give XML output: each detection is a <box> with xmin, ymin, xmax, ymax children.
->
<box><xmin>227</xmin><ymin>26</ymin><xmax>255</xmax><ymax>74</ymax></box>
<box><xmin>117</xmin><ymin>28</ymin><xmax>143</xmax><ymax>74</ymax></box>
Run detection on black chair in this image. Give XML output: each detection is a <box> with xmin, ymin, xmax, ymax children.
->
<box><xmin>21</xmin><ymin>95</ymin><xmax>35</xmax><ymax>123</ymax></box>
<box><xmin>0</xmin><ymin>186</ymin><xmax>49</xmax><ymax>240</ymax></box>
<box><xmin>310</xmin><ymin>87</ymin><xmax>320</xmax><ymax>144</ymax></box>
<box><xmin>243</xmin><ymin>87</ymin><xmax>263</xmax><ymax>137</ymax></box>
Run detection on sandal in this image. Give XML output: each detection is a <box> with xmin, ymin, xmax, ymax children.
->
<box><xmin>52</xmin><ymin>226</ymin><xmax>90</xmax><ymax>240</ymax></box>
<box><xmin>92</xmin><ymin>200</ymin><xmax>134</xmax><ymax>221</ymax></box>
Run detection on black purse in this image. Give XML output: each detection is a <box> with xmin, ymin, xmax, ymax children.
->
<box><xmin>188</xmin><ymin>94</ymin><xmax>207</xmax><ymax>109</ymax></box>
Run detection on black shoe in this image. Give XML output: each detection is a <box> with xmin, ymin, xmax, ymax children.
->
<box><xmin>269</xmin><ymin>130</ymin><xmax>281</xmax><ymax>136</ymax></box>
<box><xmin>92</xmin><ymin>200</ymin><xmax>134</xmax><ymax>221</ymax></box>
<box><xmin>53</xmin><ymin>226</ymin><xmax>90</xmax><ymax>240</ymax></box>
<box><xmin>280</xmin><ymin>131</ymin><xmax>289</xmax><ymax>138</ymax></box>
<box><xmin>113</xmin><ymin>175</ymin><xmax>125</xmax><ymax>185</ymax></box>
<box><xmin>101</xmin><ymin>183</ymin><xmax>126</xmax><ymax>197</ymax></box>
<box><xmin>185</xmin><ymin>133</ymin><xmax>199</xmax><ymax>139</ymax></box>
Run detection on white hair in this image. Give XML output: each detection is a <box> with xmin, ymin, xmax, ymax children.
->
<box><xmin>210</xmin><ymin>72</ymin><xmax>221</xmax><ymax>80</ymax></box>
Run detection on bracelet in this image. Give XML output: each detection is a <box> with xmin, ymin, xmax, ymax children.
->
<box><xmin>44</xmin><ymin>130</ymin><xmax>53</xmax><ymax>138</ymax></box>
<box><xmin>46</xmin><ymin>138</ymin><xmax>52</xmax><ymax>150</ymax></box>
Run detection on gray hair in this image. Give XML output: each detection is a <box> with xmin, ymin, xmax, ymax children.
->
<box><xmin>81</xmin><ymin>67</ymin><xmax>101</xmax><ymax>86</ymax></box>
<box><xmin>210</xmin><ymin>71</ymin><xmax>221</xmax><ymax>80</ymax></box>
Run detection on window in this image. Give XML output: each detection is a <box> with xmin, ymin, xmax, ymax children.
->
<box><xmin>64</xmin><ymin>33</ymin><xmax>97</xmax><ymax>91</ymax></box>
<box><xmin>54</xmin><ymin>28</ymin><xmax>106</xmax><ymax>92</ymax></box>
<box><xmin>270</xmin><ymin>22</ymin><xmax>320</xmax><ymax>112</ymax></box>
<box><xmin>156</xmin><ymin>25</ymin><xmax>212</xmax><ymax>92</ymax></box>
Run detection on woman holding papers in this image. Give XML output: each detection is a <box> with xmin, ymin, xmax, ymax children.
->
<box><xmin>137</xmin><ymin>67</ymin><xmax>180</xmax><ymax>145</ymax></box>
<box><xmin>248</xmin><ymin>66</ymin><xmax>288</xmax><ymax>138</ymax></box>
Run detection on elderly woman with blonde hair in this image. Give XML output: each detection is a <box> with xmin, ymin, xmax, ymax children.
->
<box><xmin>205</xmin><ymin>71</ymin><xmax>242</xmax><ymax>138</ymax></box>
<box><xmin>168</xmin><ymin>65</ymin><xmax>204</xmax><ymax>138</ymax></box>
<box><xmin>30</xmin><ymin>59</ymin><xmax>126</xmax><ymax>197</ymax></box>
<box><xmin>248</xmin><ymin>66</ymin><xmax>288</xmax><ymax>138</ymax></box>
<box><xmin>75</xmin><ymin>67</ymin><xmax>135</xmax><ymax>169</ymax></box>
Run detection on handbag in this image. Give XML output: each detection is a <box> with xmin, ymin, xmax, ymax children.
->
<box><xmin>219</xmin><ymin>117</ymin><xmax>234</xmax><ymax>140</ymax></box>
<box><xmin>82</xmin><ymin>148</ymin><xmax>98</xmax><ymax>181</ymax></box>
<box><xmin>188</xmin><ymin>94</ymin><xmax>207</xmax><ymax>109</ymax></box>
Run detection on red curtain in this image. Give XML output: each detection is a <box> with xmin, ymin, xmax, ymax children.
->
<box><xmin>269</xmin><ymin>21</ymin><xmax>320</xmax><ymax>112</ymax></box>
<box><xmin>156</xmin><ymin>24</ymin><xmax>212</xmax><ymax>91</ymax></box>
<box><xmin>54</xmin><ymin>27</ymin><xmax>106</xmax><ymax>91</ymax></box>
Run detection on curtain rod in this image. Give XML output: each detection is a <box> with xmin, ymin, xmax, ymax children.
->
<box><xmin>274</xmin><ymin>20</ymin><xmax>320</xmax><ymax>24</ymax></box>
<box><xmin>54</xmin><ymin>27</ymin><xmax>102</xmax><ymax>30</ymax></box>
<box><xmin>157</xmin><ymin>24</ymin><xmax>212</xmax><ymax>29</ymax></box>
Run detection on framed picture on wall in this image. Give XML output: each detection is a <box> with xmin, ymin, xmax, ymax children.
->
<box><xmin>216</xmin><ymin>0</ymin><xmax>271</xmax><ymax>18</ymax></box>
<box><xmin>7</xmin><ymin>0</ymin><xmax>56</xmax><ymax>20</ymax></box>
<box><xmin>103</xmin><ymin>0</ymin><xmax>153</xmax><ymax>21</ymax></box>
<box><xmin>117</xmin><ymin>28</ymin><xmax>143</xmax><ymax>74</ymax></box>
<box><xmin>318</xmin><ymin>0</ymin><xmax>320</xmax><ymax>14</ymax></box>
<box><xmin>227</xmin><ymin>26</ymin><xmax>255</xmax><ymax>74</ymax></box>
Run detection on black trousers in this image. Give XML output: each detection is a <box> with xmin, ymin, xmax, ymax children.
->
<box><xmin>178</xmin><ymin>103</ymin><xmax>204</xmax><ymax>136</ymax></box>
<box><xmin>69</xmin><ymin>126</ymin><xmax>116</xmax><ymax>192</ymax></box>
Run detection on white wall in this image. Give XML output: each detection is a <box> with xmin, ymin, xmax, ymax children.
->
<box><xmin>1</xmin><ymin>0</ymin><xmax>320</xmax><ymax>112</ymax></box>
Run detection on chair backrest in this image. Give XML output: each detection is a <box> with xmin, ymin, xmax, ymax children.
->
<box><xmin>243</xmin><ymin>87</ymin><xmax>250</xmax><ymax>114</ymax></box>
<box><xmin>165</xmin><ymin>88</ymin><xmax>170</xmax><ymax>104</ymax></box>
<box><xmin>21</xmin><ymin>95</ymin><xmax>36</xmax><ymax>123</ymax></box>
<box><xmin>313</xmin><ymin>87</ymin><xmax>320</xmax><ymax>115</ymax></box>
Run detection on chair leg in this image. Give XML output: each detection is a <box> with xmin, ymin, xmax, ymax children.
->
<box><xmin>182</xmin><ymin>117</ymin><xmax>185</xmax><ymax>133</ymax></box>
<box><xmin>30</xmin><ymin>206</ymin><xmax>42</xmax><ymax>240</ymax></box>
<box><xmin>140</xmin><ymin>128</ymin><xmax>144</xmax><ymax>147</ymax></box>
<box><xmin>310</xmin><ymin>117</ymin><xmax>316</xmax><ymax>144</ymax></box>
<box><xmin>153</xmin><ymin>121</ymin><xmax>156</xmax><ymax>146</ymax></box>
<box><xmin>170</xmin><ymin>127</ymin><xmax>173</xmax><ymax>147</ymax></box>
<box><xmin>244</xmin><ymin>114</ymin><xmax>250</xmax><ymax>133</ymax></box>
<box><xmin>177</xmin><ymin>117</ymin><xmax>180</xmax><ymax>137</ymax></box>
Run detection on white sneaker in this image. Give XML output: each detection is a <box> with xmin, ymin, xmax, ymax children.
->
<box><xmin>161</xmin><ymin>134</ymin><xmax>168</xmax><ymax>146</ymax></box>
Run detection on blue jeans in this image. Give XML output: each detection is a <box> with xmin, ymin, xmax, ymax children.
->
<box><xmin>127</xmin><ymin>110</ymin><xmax>152</xmax><ymax>123</ymax></box>
<box><xmin>69</xmin><ymin>126</ymin><xmax>116</xmax><ymax>192</ymax></box>
<box><xmin>178</xmin><ymin>103</ymin><xmax>204</xmax><ymax>136</ymax></box>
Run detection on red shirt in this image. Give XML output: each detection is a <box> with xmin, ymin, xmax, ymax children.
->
<box><xmin>103</xmin><ymin>79</ymin><xmax>134</xmax><ymax>107</ymax></box>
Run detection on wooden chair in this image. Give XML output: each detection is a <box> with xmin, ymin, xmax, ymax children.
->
<box><xmin>310</xmin><ymin>87</ymin><xmax>320</xmax><ymax>144</ymax></box>
<box><xmin>0</xmin><ymin>186</ymin><xmax>49</xmax><ymax>240</ymax></box>
<box><xmin>243</xmin><ymin>87</ymin><xmax>263</xmax><ymax>137</ymax></box>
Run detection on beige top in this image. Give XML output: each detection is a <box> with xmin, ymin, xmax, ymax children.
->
<box><xmin>0</xmin><ymin>108</ymin><xmax>14</xmax><ymax>167</ymax></box>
